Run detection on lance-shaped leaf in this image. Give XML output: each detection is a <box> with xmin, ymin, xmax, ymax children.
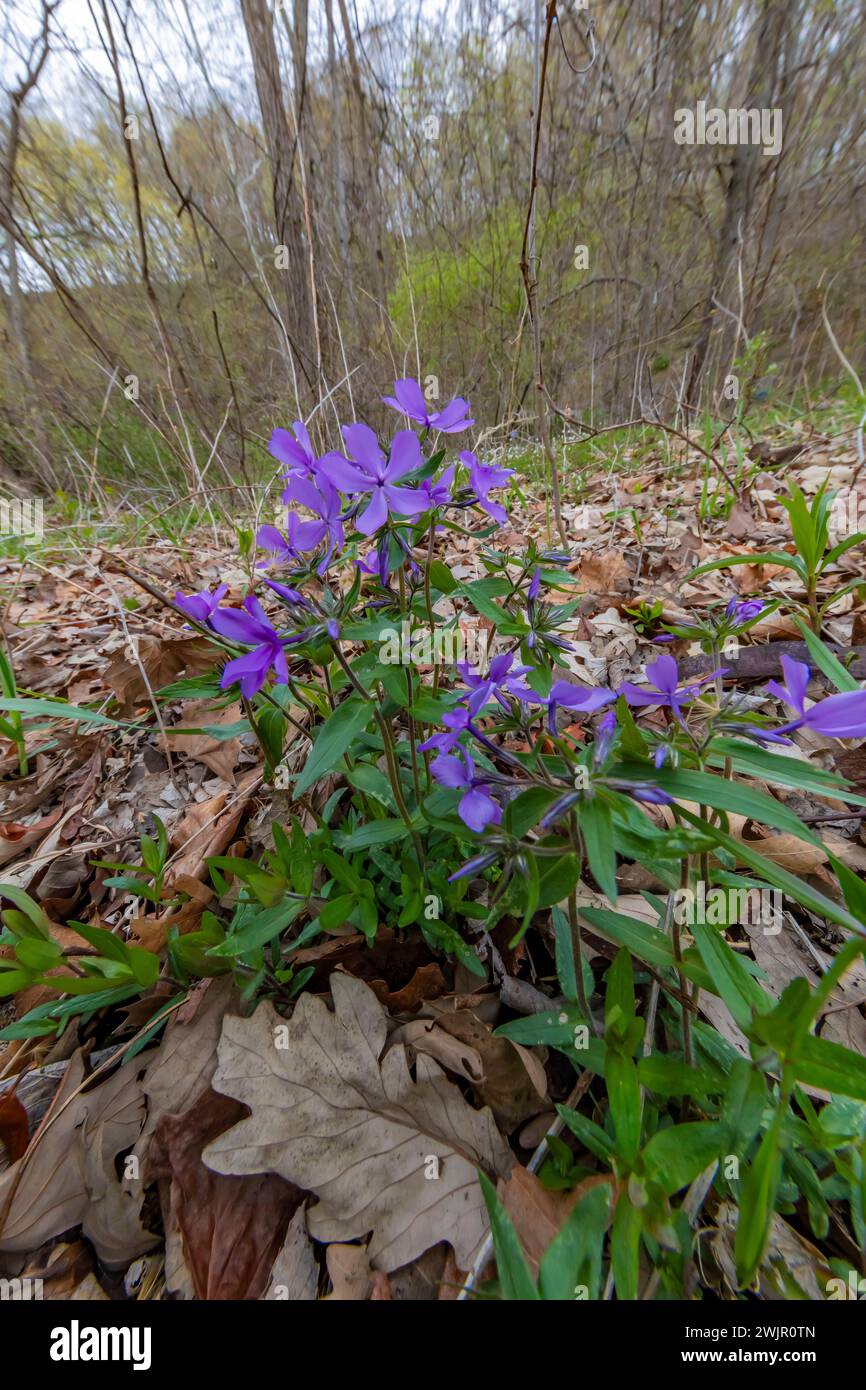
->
<box><xmin>203</xmin><ymin>974</ymin><xmax>514</xmax><ymax>1271</ymax></box>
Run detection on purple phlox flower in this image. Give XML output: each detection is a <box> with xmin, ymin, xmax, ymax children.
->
<box><xmin>726</xmin><ymin>597</ymin><xmax>765</xmax><ymax>628</ymax></box>
<box><xmin>547</xmin><ymin>678</ymin><xmax>617</xmax><ymax>733</ymax></box>
<box><xmin>766</xmin><ymin>654</ymin><xmax>810</xmax><ymax>716</ymax></box>
<box><xmin>594</xmin><ymin>709</ymin><xmax>617</xmax><ymax>766</ymax></box>
<box><xmin>605</xmin><ymin>780</ymin><xmax>673</xmax><ymax>805</ymax></box>
<box><xmin>527</xmin><ymin>567</ymin><xmax>542</xmax><ymax>603</ymax></box>
<box><xmin>430</xmin><ymin>747</ymin><xmax>502</xmax><ymax>832</ymax></box>
<box><xmin>538</xmin><ymin>790</ymin><xmax>583</xmax><ymax>830</ymax></box>
<box><xmin>768</xmin><ymin>656</ymin><xmax>866</xmax><ymax>739</ymax></box>
<box><xmin>209</xmin><ymin>595</ymin><xmax>288</xmax><ymax>698</ymax></box>
<box><xmin>448</xmin><ymin>850</ymin><xmax>499</xmax><ymax>883</ymax></box>
<box><xmin>619</xmin><ymin>654</ymin><xmax>726</xmax><ymax>726</ymax></box>
<box><xmin>653</xmin><ymin>633</ymin><xmax>677</xmax><ymax>643</ymax></box>
<box><xmin>420</xmin><ymin>463</ymin><xmax>456</xmax><ymax>508</ymax></box>
<box><xmin>653</xmin><ymin>744</ymin><xmax>669</xmax><ymax>769</ymax></box>
<box><xmin>256</xmin><ymin>514</ymin><xmax>324</xmax><ymax>566</ymax></box>
<box><xmin>262</xmin><ymin>577</ymin><xmax>310</xmax><ymax>608</ymax></box>
<box><xmin>318</xmin><ymin>425</ymin><xmax>429</xmax><ymax>536</ymax></box>
<box><xmin>355</xmin><ymin>551</ymin><xmax>379</xmax><ymax>578</ymax></box>
<box><xmin>382</xmin><ymin>378</ymin><xmax>474</xmax><ymax>434</ymax></box>
<box><xmin>418</xmin><ymin>705</ymin><xmax>472</xmax><ymax>755</ymax></box>
<box><xmin>460</xmin><ymin>450</ymin><xmax>514</xmax><ymax>525</ymax></box>
<box><xmin>457</xmin><ymin>651</ymin><xmax>538</xmax><ymax>714</ymax></box>
<box><xmin>269</xmin><ymin>422</ymin><xmax>317</xmax><ymax>478</ymax></box>
<box><xmin>282</xmin><ymin>474</ymin><xmax>344</xmax><ymax>571</ymax></box>
<box><xmin>736</xmin><ymin>723</ymin><xmax>794</xmax><ymax>747</ymax></box>
<box><xmin>175</xmin><ymin>584</ymin><xmax>227</xmax><ymax>624</ymax></box>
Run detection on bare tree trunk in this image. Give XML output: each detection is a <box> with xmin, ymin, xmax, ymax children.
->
<box><xmin>335</xmin><ymin>0</ymin><xmax>389</xmax><ymax>333</ymax></box>
<box><xmin>240</xmin><ymin>0</ymin><xmax>314</xmax><ymax>401</ymax></box>
<box><xmin>686</xmin><ymin>0</ymin><xmax>787</xmax><ymax>407</ymax></box>
<box><xmin>325</xmin><ymin>0</ymin><xmax>353</xmax><ymax>330</ymax></box>
<box><xmin>521</xmin><ymin>0</ymin><xmax>567</xmax><ymax>549</ymax></box>
<box><xmin>0</xmin><ymin>2</ymin><xmax>58</xmax><ymax>481</ymax></box>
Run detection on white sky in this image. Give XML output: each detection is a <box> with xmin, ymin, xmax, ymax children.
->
<box><xmin>1</xmin><ymin>0</ymin><xmax>459</xmax><ymax>124</ymax></box>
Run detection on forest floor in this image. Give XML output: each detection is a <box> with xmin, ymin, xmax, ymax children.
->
<box><xmin>2</xmin><ymin>408</ymin><xmax>866</xmax><ymax>1301</ymax></box>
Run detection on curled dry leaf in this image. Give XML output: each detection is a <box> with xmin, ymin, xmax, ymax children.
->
<box><xmin>162</xmin><ymin>699</ymin><xmax>243</xmax><ymax>785</ymax></box>
<box><xmin>579</xmin><ymin>550</ymin><xmax>631</xmax><ymax>595</ymax></box>
<box><xmin>263</xmin><ymin>1207</ymin><xmax>317</xmax><ymax>1301</ymax></box>
<box><xmin>168</xmin><ymin>770</ymin><xmax>260</xmax><ymax>880</ymax></box>
<box><xmin>138</xmin><ymin>976</ymin><xmax>238</xmax><ymax>1157</ymax></box>
<box><xmin>711</xmin><ymin>1200</ymin><xmax>833</xmax><ymax>1300</ymax></box>
<box><xmin>202</xmin><ymin>973</ymin><xmax>514</xmax><ymax>1272</ymax></box>
<box><xmin>106</xmin><ymin>636</ymin><xmax>216</xmax><ymax>716</ymax></box>
<box><xmin>499</xmin><ymin>1166</ymin><xmax>615</xmax><ymax>1274</ymax></box>
<box><xmin>431</xmin><ymin>1010</ymin><xmax>548</xmax><ymax>1132</ymax></box>
<box><xmin>322</xmin><ymin>1241</ymin><xmax>374</xmax><ymax>1301</ymax></box>
<box><xmin>0</xmin><ymin>1053</ymin><xmax>156</xmax><ymax>1270</ymax></box>
<box><xmin>147</xmin><ymin>1087</ymin><xmax>304</xmax><ymax>1300</ymax></box>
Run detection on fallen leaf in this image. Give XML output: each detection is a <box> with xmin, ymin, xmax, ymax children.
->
<box><xmin>0</xmin><ymin>1053</ymin><xmax>156</xmax><ymax>1269</ymax></box>
<box><xmin>263</xmin><ymin>1207</ymin><xmax>318</xmax><ymax>1301</ymax></box>
<box><xmin>323</xmin><ymin>1242</ymin><xmax>373</xmax><ymax>1300</ymax></box>
<box><xmin>162</xmin><ymin>699</ymin><xmax>242</xmax><ymax>784</ymax></box>
<box><xmin>499</xmin><ymin>1166</ymin><xmax>614</xmax><ymax>1273</ymax></box>
<box><xmin>433</xmin><ymin>1010</ymin><xmax>549</xmax><ymax>1131</ymax></box>
<box><xmin>203</xmin><ymin>973</ymin><xmax>514</xmax><ymax>1271</ymax></box>
<box><xmin>0</xmin><ymin>1088</ymin><xmax>29</xmax><ymax>1165</ymax></box>
<box><xmin>367</xmin><ymin>962</ymin><xmax>446</xmax><ymax>1012</ymax></box>
<box><xmin>106</xmin><ymin>636</ymin><xmax>217</xmax><ymax>715</ymax></box>
<box><xmin>0</xmin><ymin>812</ymin><xmax>62</xmax><ymax>867</ymax></box>
<box><xmin>148</xmin><ymin>1087</ymin><xmax>304</xmax><ymax>1300</ymax></box>
<box><xmin>579</xmin><ymin>550</ymin><xmax>631</xmax><ymax>595</ymax></box>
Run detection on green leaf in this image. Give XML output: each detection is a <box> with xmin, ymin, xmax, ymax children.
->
<box><xmin>637</xmin><ymin>1055</ymin><xmax>723</xmax><ymax>1098</ymax></box>
<box><xmin>14</xmin><ymin>937</ymin><xmax>63</xmax><ymax>971</ymax></box>
<box><xmin>346</xmin><ymin>762</ymin><xmax>397</xmax><ymax>812</ymax></box>
<box><xmin>552</xmin><ymin>905</ymin><xmax>577</xmax><ymax>1004</ymax></box>
<box><xmin>613</xmin><ymin>764</ymin><xmax>821</xmax><ymax>846</ymax></box>
<box><xmin>477</xmin><ymin>1171</ymin><xmax>540</xmax><ymax>1300</ymax></box>
<box><xmin>606</xmin><ymin>1051</ymin><xmax>642</xmax><ymax>1165</ymax></box>
<box><xmin>538</xmin><ymin>1183</ymin><xmax>611</xmax><ymax>1300</ymax></box>
<box><xmin>794</xmin><ymin>1035</ymin><xmax>866</xmax><ymax>1101</ymax></box>
<box><xmin>497</xmin><ymin>1007</ymin><xmax>585</xmax><ymax>1048</ymax></box>
<box><xmin>0</xmin><ymin>968</ymin><xmax>35</xmax><ymax>996</ymax></box>
<box><xmin>580</xmin><ymin>799</ymin><xmax>618</xmax><ymax>900</ymax></box>
<box><xmin>685</xmin><ymin>552</ymin><xmax>806</xmax><ymax>584</ymax></box>
<box><xmin>510</xmin><ymin>852</ymin><xmax>540</xmax><ymax>946</ymax></box>
<box><xmin>822</xmin><ymin>531</ymin><xmax>866</xmax><ymax>570</ymax></box>
<box><xmin>294</xmin><ymin>696</ymin><xmax>371</xmax><ymax>797</ymax></box>
<box><xmin>208</xmin><ymin>899</ymin><xmax>304</xmax><ymax>958</ymax></box>
<box><xmin>66</xmin><ymin>919</ymin><xmax>134</xmax><ymax>965</ymax></box>
<box><xmin>537</xmin><ymin>854</ymin><xmax>582</xmax><ymax>910</ymax></box>
<box><xmin>692</xmin><ymin>920</ymin><xmax>771</xmax><ymax>1030</ymax></box>
<box><xmin>458</xmin><ymin>579</ymin><xmax>511</xmax><ymax>625</ymax></box>
<box><xmin>709</xmin><ymin>737</ymin><xmax>866</xmax><ymax>802</ymax></box>
<box><xmin>780</xmin><ymin>484</ymin><xmax>821</xmax><ymax>573</ymax></box>
<box><xmin>0</xmin><ymin>884</ymin><xmax>53</xmax><ymax>939</ymax></box>
<box><xmin>321</xmin><ymin>849</ymin><xmax>361</xmax><ymax>891</ymax></box>
<box><xmin>319</xmin><ymin>894</ymin><xmax>357</xmax><ymax>931</ymax></box>
<box><xmin>610</xmin><ymin>1195</ymin><xmax>643</xmax><ymax>1300</ymax></box>
<box><xmin>334</xmin><ymin>819</ymin><xmax>407</xmax><ymax>851</ymax></box>
<box><xmin>428</xmin><ymin>559</ymin><xmax>457</xmax><ymax>594</ymax></box>
<box><xmin>0</xmin><ymin>697</ymin><xmax>127</xmax><ymax>727</ymax></box>
<box><xmin>642</xmin><ymin>1121</ymin><xmax>721</xmax><ymax>1195</ymax></box>
<box><xmin>791</xmin><ymin>615</ymin><xmax>859</xmax><ymax>692</ymax></box>
<box><xmin>679</xmin><ymin>807</ymin><xmax>866</xmax><ymax>940</ymax></box>
<box><xmin>735</xmin><ymin>1112</ymin><xmax>783</xmax><ymax>1286</ymax></box>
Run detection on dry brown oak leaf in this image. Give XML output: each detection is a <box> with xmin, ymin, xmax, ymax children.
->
<box><xmin>202</xmin><ymin>973</ymin><xmax>514</xmax><ymax>1272</ymax></box>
